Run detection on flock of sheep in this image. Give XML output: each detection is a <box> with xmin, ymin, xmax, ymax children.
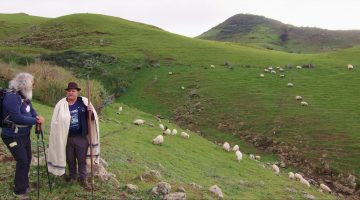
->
<box><xmin>221</xmin><ymin>141</ymin><xmax>333</xmax><ymax>194</ymax></box>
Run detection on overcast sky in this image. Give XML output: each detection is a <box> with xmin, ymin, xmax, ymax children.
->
<box><xmin>1</xmin><ymin>0</ymin><xmax>360</xmax><ymax>37</ymax></box>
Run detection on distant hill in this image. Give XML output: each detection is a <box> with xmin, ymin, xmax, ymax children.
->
<box><xmin>197</xmin><ymin>14</ymin><xmax>360</xmax><ymax>53</ymax></box>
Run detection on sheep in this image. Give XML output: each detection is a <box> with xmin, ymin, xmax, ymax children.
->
<box><xmin>159</xmin><ymin>124</ymin><xmax>165</xmax><ymax>131</ymax></box>
<box><xmin>168</xmin><ymin>72</ymin><xmax>173</xmax><ymax>75</ymax></box>
<box><xmin>163</xmin><ymin>128</ymin><xmax>171</xmax><ymax>135</ymax></box>
<box><xmin>171</xmin><ymin>129</ymin><xmax>178</xmax><ymax>135</ymax></box>
<box><xmin>181</xmin><ymin>86</ymin><xmax>185</xmax><ymax>90</ymax></box>
<box><xmin>288</xmin><ymin>172</ymin><xmax>295</xmax><ymax>180</ymax></box>
<box><xmin>301</xmin><ymin>101</ymin><xmax>308</xmax><ymax>106</ymax></box>
<box><xmin>276</xmin><ymin>67</ymin><xmax>280</xmax><ymax>69</ymax></box>
<box><xmin>223</xmin><ymin>142</ymin><xmax>230</xmax><ymax>152</ymax></box>
<box><xmin>271</xmin><ymin>164</ymin><xmax>280</xmax><ymax>175</ymax></box>
<box><xmin>249</xmin><ymin>154</ymin><xmax>255</xmax><ymax>160</ymax></box>
<box><xmin>268</xmin><ymin>67</ymin><xmax>274</xmax><ymax>70</ymax></box>
<box><xmin>232</xmin><ymin>145</ymin><xmax>239</xmax><ymax>152</ymax></box>
<box><xmin>235</xmin><ymin>150</ymin><xmax>243</xmax><ymax>162</ymax></box>
<box><xmin>260</xmin><ymin>74</ymin><xmax>265</xmax><ymax>78</ymax></box>
<box><xmin>294</xmin><ymin>173</ymin><xmax>303</xmax><ymax>180</ymax></box>
<box><xmin>320</xmin><ymin>183</ymin><xmax>332</xmax><ymax>193</ymax></box>
<box><xmin>295</xmin><ymin>96</ymin><xmax>303</xmax><ymax>100</ymax></box>
<box><xmin>287</xmin><ymin>83</ymin><xmax>294</xmax><ymax>87</ymax></box>
<box><xmin>255</xmin><ymin>155</ymin><xmax>261</xmax><ymax>161</ymax></box>
<box><xmin>279</xmin><ymin>74</ymin><xmax>285</xmax><ymax>78</ymax></box>
<box><xmin>264</xmin><ymin>69</ymin><xmax>270</xmax><ymax>72</ymax></box>
<box><xmin>117</xmin><ymin>106</ymin><xmax>123</xmax><ymax>114</ymax></box>
<box><xmin>152</xmin><ymin>135</ymin><xmax>164</xmax><ymax>145</ymax></box>
<box><xmin>348</xmin><ymin>64</ymin><xmax>354</xmax><ymax>70</ymax></box>
<box><xmin>279</xmin><ymin>68</ymin><xmax>284</xmax><ymax>72</ymax></box>
<box><xmin>296</xmin><ymin>66</ymin><xmax>302</xmax><ymax>69</ymax></box>
<box><xmin>210</xmin><ymin>65</ymin><xmax>215</xmax><ymax>69</ymax></box>
<box><xmin>133</xmin><ymin>119</ymin><xmax>145</xmax><ymax>125</ymax></box>
<box><xmin>180</xmin><ymin>131</ymin><xmax>189</xmax><ymax>139</ymax></box>
<box><xmin>271</xmin><ymin>70</ymin><xmax>277</xmax><ymax>74</ymax></box>
<box><xmin>299</xmin><ymin>178</ymin><xmax>310</xmax><ymax>187</ymax></box>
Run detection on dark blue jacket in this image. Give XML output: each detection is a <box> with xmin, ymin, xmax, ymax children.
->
<box><xmin>1</xmin><ymin>91</ymin><xmax>37</xmax><ymax>138</ymax></box>
<box><xmin>73</xmin><ymin>97</ymin><xmax>94</xmax><ymax>138</ymax></box>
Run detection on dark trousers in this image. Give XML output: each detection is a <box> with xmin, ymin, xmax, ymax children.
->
<box><xmin>66</xmin><ymin>135</ymin><xmax>88</xmax><ymax>180</ymax></box>
<box><xmin>2</xmin><ymin>135</ymin><xmax>31</xmax><ymax>195</ymax></box>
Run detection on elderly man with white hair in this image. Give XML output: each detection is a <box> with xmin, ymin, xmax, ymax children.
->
<box><xmin>1</xmin><ymin>72</ymin><xmax>45</xmax><ymax>199</ymax></box>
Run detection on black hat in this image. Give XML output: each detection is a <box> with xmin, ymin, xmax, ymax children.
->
<box><xmin>65</xmin><ymin>82</ymin><xmax>81</xmax><ymax>91</ymax></box>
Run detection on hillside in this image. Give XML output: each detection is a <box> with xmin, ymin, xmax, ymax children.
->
<box><xmin>0</xmin><ymin>13</ymin><xmax>359</xmax><ymax>198</ymax></box>
<box><xmin>0</xmin><ymin>101</ymin><xmax>333</xmax><ymax>199</ymax></box>
<box><xmin>197</xmin><ymin>14</ymin><xmax>360</xmax><ymax>53</ymax></box>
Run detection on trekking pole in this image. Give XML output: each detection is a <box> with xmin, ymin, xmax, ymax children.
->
<box><xmin>36</xmin><ymin>124</ymin><xmax>40</xmax><ymax>200</ymax></box>
<box><xmin>87</xmin><ymin>75</ymin><xmax>95</xmax><ymax>199</ymax></box>
<box><xmin>38</xmin><ymin>124</ymin><xmax>52</xmax><ymax>192</ymax></box>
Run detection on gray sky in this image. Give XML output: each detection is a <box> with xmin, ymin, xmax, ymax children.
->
<box><xmin>1</xmin><ymin>0</ymin><xmax>360</xmax><ymax>37</ymax></box>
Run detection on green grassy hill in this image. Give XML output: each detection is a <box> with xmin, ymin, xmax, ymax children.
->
<box><xmin>197</xmin><ymin>14</ymin><xmax>360</xmax><ymax>53</ymax></box>
<box><xmin>0</xmin><ymin>13</ymin><xmax>359</xmax><ymax>198</ymax></box>
<box><xmin>0</xmin><ymin>101</ymin><xmax>333</xmax><ymax>199</ymax></box>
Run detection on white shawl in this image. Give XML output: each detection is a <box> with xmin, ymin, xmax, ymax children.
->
<box><xmin>47</xmin><ymin>97</ymin><xmax>100</xmax><ymax>176</ymax></box>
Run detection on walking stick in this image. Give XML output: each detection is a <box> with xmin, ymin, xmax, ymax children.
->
<box><xmin>87</xmin><ymin>75</ymin><xmax>95</xmax><ymax>199</ymax></box>
<box><xmin>35</xmin><ymin>123</ymin><xmax>52</xmax><ymax>200</ymax></box>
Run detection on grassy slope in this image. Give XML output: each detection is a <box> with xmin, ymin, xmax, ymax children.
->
<box><xmin>0</xmin><ymin>101</ymin><xmax>333</xmax><ymax>199</ymax></box>
<box><xmin>1</xmin><ymin>13</ymin><xmax>359</xmax><ymax>179</ymax></box>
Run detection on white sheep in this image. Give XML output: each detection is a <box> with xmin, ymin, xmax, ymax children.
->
<box><xmin>279</xmin><ymin>68</ymin><xmax>284</xmax><ymax>72</ymax></box>
<box><xmin>288</xmin><ymin>172</ymin><xmax>295</xmax><ymax>180</ymax></box>
<box><xmin>295</xmin><ymin>96</ymin><xmax>303</xmax><ymax>100</ymax></box>
<box><xmin>235</xmin><ymin>150</ymin><xmax>243</xmax><ymax>162</ymax></box>
<box><xmin>296</xmin><ymin>66</ymin><xmax>302</xmax><ymax>69</ymax></box>
<box><xmin>232</xmin><ymin>145</ymin><xmax>239</xmax><ymax>152</ymax></box>
<box><xmin>264</xmin><ymin>69</ymin><xmax>270</xmax><ymax>73</ymax></box>
<box><xmin>260</xmin><ymin>74</ymin><xmax>265</xmax><ymax>78</ymax></box>
<box><xmin>271</xmin><ymin>164</ymin><xmax>280</xmax><ymax>175</ymax></box>
<box><xmin>181</xmin><ymin>86</ymin><xmax>185</xmax><ymax>90</ymax></box>
<box><xmin>268</xmin><ymin>67</ymin><xmax>274</xmax><ymax>70</ymax></box>
<box><xmin>168</xmin><ymin>72</ymin><xmax>173</xmax><ymax>75</ymax></box>
<box><xmin>133</xmin><ymin>119</ymin><xmax>145</xmax><ymax>125</ymax></box>
<box><xmin>171</xmin><ymin>129</ymin><xmax>178</xmax><ymax>135</ymax></box>
<box><xmin>299</xmin><ymin>178</ymin><xmax>310</xmax><ymax>187</ymax></box>
<box><xmin>159</xmin><ymin>124</ymin><xmax>165</xmax><ymax>131</ymax></box>
<box><xmin>294</xmin><ymin>173</ymin><xmax>303</xmax><ymax>180</ymax></box>
<box><xmin>249</xmin><ymin>154</ymin><xmax>255</xmax><ymax>160</ymax></box>
<box><xmin>210</xmin><ymin>65</ymin><xmax>215</xmax><ymax>69</ymax></box>
<box><xmin>255</xmin><ymin>155</ymin><xmax>261</xmax><ymax>161</ymax></box>
<box><xmin>163</xmin><ymin>128</ymin><xmax>171</xmax><ymax>135</ymax></box>
<box><xmin>180</xmin><ymin>131</ymin><xmax>189</xmax><ymax>139</ymax></box>
<box><xmin>287</xmin><ymin>83</ymin><xmax>294</xmax><ymax>87</ymax></box>
<box><xmin>271</xmin><ymin>70</ymin><xmax>277</xmax><ymax>74</ymax></box>
<box><xmin>279</xmin><ymin>74</ymin><xmax>285</xmax><ymax>78</ymax></box>
<box><xmin>223</xmin><ymin>142</ymin><xmax>230</xmax><ymax>152</ymax></box>
<box><xmin>152</xmin><ymin>135</ymin><xmax>164</xmax><ymax>145</ymax></box>
<box><xmin>348</xmin><ymin>64</ymin><xmax>354</xmax><ymax>70</ymax></box>
<box><xmin>301</xmin><ymin>101</ymin><xmax>308</xmax><ymax>106</ymax></box>
<box><xmin>320</xmin><ymin>183</ymin><xmax>331</xmax><ymax>193</ymax></box>
<box><xmin>117</xmin><ymin>106</ymin><xmax>123</xmax><ymax>114</ymax></box>
<box><xmin>276</xmin><ymin>67</ymin><xmax>280</xmax><ymax>69</ymax></box>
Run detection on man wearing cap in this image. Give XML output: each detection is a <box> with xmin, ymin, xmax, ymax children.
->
<box><xmin>47</xmin><ymin>82</ymin><xmax>100</xmax><ymax>189</ymax></box>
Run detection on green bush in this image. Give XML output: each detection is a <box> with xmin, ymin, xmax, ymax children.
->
<box><xmin>1</xmin><ymin>53</ymin><xmax>35</xmax><ymax>66</ymax></box>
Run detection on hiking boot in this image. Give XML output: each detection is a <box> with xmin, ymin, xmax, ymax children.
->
<box><xmin>79</xmin><ymin>179</ymin><xmax>92</xmax><ymax>191</ymax></box>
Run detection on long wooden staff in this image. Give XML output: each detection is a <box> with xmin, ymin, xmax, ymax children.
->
<box><xmin>87</xmin><ymin>75</ymin><xmax>94</xmax><ymax>199</ymax></box>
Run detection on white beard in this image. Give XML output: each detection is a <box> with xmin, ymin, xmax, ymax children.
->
<box><xmin>22</xmin><ymin>90</ymin><xmax>33</xmax><ymax>100</ymax></box>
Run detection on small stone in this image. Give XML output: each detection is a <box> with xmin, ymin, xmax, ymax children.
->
<box><xmin>126</xmin><ymin>184</ymin><xmax>138</xmax><ymax>193</ymax></box>
<box><xmin>176</xmin><ymin>186</ymin><xmax>186</xmax><ymax>193</ymax></box>
<box><xmin>209</xmin><ymin>185</ymin><xmax>224</xmax><ymax>199</ymax></box>
<box><xmin>189</xmin><ymin>182</ymin><xmax>202</xmax><ymax>190</ymax></box>
<box><xmin>151</xmin><ymin>182</ymin><xmax>171</xmax><ymax>196</ymax></box>
<box><xmin>164</xmin><ymin>192</ymin><xmax>186</xmax><ymax>200</ymax></box>
<box><xmin>303</xmin><ymin>193</ymin><xmax>316</xmax><ymax>200</ymax></box>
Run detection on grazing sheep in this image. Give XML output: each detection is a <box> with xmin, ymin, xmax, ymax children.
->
<box><xmin>210</xmin><ymin>65</ymin><xmax>215</xmax><ymax>69</ymax></box>
<box><xmin>223</xmin><ymin>142</ymin><xmax>230</xmax><ymax>152</ymax></box>
<box><xmin>268</xmin><ymin>67</ymin><xmax>274</xmax><ymax>70</ymax></box>
<box><xmin>276</xmin><ymin>67</ymin><xmax>280</xmax><ymax>69</ymax></box>
<box><xmin>279</xmin><ymin>74</ymin><xmax>285</xmax><ymax>78</ymax></box>
<box><xmin>249</xmin><ymin>154</ymin><xmax>255</xmax><ymax>160</ymax></box>
<box><xmin>180</xmin><ymin>131</ymin><xmax>190</xmax><ymax>139</ymax></box>
<box><xmin>235</xmin><ymin>150</ymin><xmax>243</xmax><ymax>162</ymax></box>
<box><xmin>301</xmin><ymin>101</ymin><xmax>308</xmax><ymax>106</ymax></box>
<box><xmin>152</xmin><ymin>135</ymin><xmax>164</xmax><ymax>145</ymax></box>
<box><xmin>271</xmin><ymin>164</ymin><xmax>280</xmax><ymax>175</ymax></box>
<box><xmin>163</xmin><ymin>128</ymin><xmax>171</xmax><ymax>135</ymax></box>
<box><xmin>168</xmin><ymin>72</ymin><xmax>173</xmax><ymax>75</ymax></box>
<box><xmin>288</xmin><ymin>172</ymin><xmax>295</xmax><ymax>180</ymax></box>
<box><xmin>295</xmin><ymin>96</ymin><xmax>303</xmax><ymax>100</ymax></box>
<box><xmin>279</xmin><ymin>68</ymin><xmax>284</xmax><ymax>72</ymax></box>
<box><xmin>294</xmin><ymin>173</ymin><xmax>303</xmax><ymax>180</ymax></box>
<box><xmin>260</xmin><ymin>74</ymin><xmax>265</xmax><ymax>78</ymax></box>
<box><xmin>181</xmin><ymin>86</ymin><xmax>185</xmax><ymax>90</ymax></box>
<box><xmin>133</xmin><ymin>119</ymin><xmax>145</xmax><ymax>125</ymax></box>
<box><xmin>287</xmin><ymin>83</ymin><xmax>294</xmax><ymax>87</ymax></box>
<box><xmin>255</xmin><ymin>155</ymin><xmax>261</xmax><ymax>161</ymax></box>
<box><xmin>159</xmin><ymin>124</ymin><xmax>165</xmax><ymax>131</ymax></box>
<box><xmin>296</xmin><ymin>66</ymin><xmax>302</xmax><ymax>69</ymax></box>
<box><xmin>232</xmin><ymin>145</ymin><xmax>239</xmax><ymax>152</ymax></box>
<box><xmin>348</xmin><ymin>64</ymin><xmax>354</xmax><ymax>70</ymax></box>
<box><xmin>299</xmin><ymin>178</ymin><xmax>310</xmax><ymax>187</ymax></box>
<box><xmin>171</xmin><ymin>129</ymin><xmax>178</xmax><ymax>135</ymax></box>
<box><xmin>320</xmin><ymin>183</ymin><xmax>332</xmax><ymax>193</ymax></box>
<box><xmin>117</xmin><ymin>106</ymin><xmax>123</xmax><ymax>114</ymax></box>
<box><xmin>264</xmin><ymin>69</ymin><xmax>270</xmax><ymax>72</ymax></box>
<box><xmin>271</xmin><ymin>70</ymin><xmax>277</xmax><ymax>74</ymax></box>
